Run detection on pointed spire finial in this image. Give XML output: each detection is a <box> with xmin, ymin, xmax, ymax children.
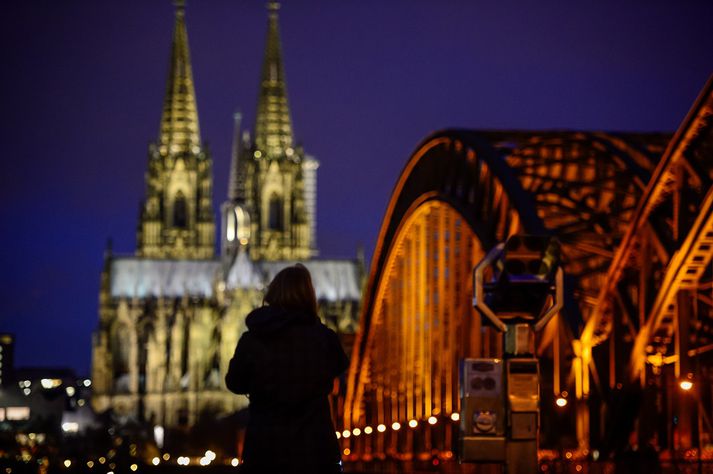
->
<box><xmin>254</xmin><ymin>1</ymin><xmax>294</xmax><ymax>158</ymax></box>
<box><xmin>158</xmin><ymin>0</ymin><xmax>201</xmax><ymax>154</ymax></box>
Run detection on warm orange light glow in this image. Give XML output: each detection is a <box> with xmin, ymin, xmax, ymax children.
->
<box><xmin>428</xmin><ymin>416</ymin><xmax>437</xmax><ymax>425</ymax></box>
<box><xmin>343</xmin><ymin>448</ymin><xmax>351</xmax><ymax>456</ymax></box>
<box><xmin>680</xmin><ymin>380</ymin><xmax>693</xmax><ymax>391</ymax></box>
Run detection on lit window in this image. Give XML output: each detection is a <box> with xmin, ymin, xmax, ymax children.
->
<box><xmin>7</xmin><ymin>407</ymin><xmax>30</xmax><ymax>420</ymax></box>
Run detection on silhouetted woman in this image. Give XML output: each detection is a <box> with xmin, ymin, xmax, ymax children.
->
<box><xmin>225</xmin><ymin>264</ymin><xmax>349</xmax><ymax>474</ymax></box>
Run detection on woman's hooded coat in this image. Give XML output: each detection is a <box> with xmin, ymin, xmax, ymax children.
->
<box><xmin>225</xmin><ymin>305</ymin><xmax>349</xmax><ymax>473</ymax></box>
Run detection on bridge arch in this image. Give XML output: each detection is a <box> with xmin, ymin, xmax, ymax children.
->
<box><xmin>343</xmin><ymin>128</ymin><xmax>671</xmax><ymax>460</ymax></box>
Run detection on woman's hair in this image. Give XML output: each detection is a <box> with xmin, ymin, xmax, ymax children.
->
<box><xmin>263</xmin><ymin>264</ymin><xmax>319</xmax><ymax>317</ymax></box>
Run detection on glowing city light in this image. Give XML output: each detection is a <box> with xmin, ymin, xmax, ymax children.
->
<box><xmin>98</xmin><ymin>457</ymin><xmax>106</xmax><ymax>464</ymax></box>
<box><xmin>377</xmin><ymin>424</ymin><xmax>386</xmax><ymax>433</ymax></box>
<box><xmin>680</xmin><ymin>380</ymin><xmax>693</xmax><ymax>391</ymax></box>
<box><xmin>62</xmin><ymin>422</ymin><xmax>79</xmax><ymax>433</ymax></box>
<box><xmin>392</xmin><ymin>422</ymin><xmax>401</xmax><ymax>431</ymax></box>
<box><xmin>428</xmin><ymin>416</ymin><xmax>438</xmax><ymax>425</ymax></box>
<box><xmin>204</xmin><ymin>451</ymin><xmax>216</xmax><ymax>461</ymax></box>
<box><xmin>450</xmin><ymin>413</ymin><xmax>460</xmax><ymax>422</ymax></box>
<box><xmin>352</xmin><ymin>428</ymin><xmax>361</xmax><ymax>436</ymax></box>
<box><xmin>342</xmin><ymin>430</ymin><xmax>351</xmax><ymax>438</ymax></box>
<box><xmin>162</xmin><ymin>454</ymin><xmax>170</xmax><ymax>461</ymax></box>
<box><xmin>556</xmin><ymin>397</ymin><xmax>568</xmax><ymax>407</ymax></box>
<box><xmin>66</xmin><ymin>386</ymin><xmax>76</xmax><ymax>397</ymax></box>
<box><xmin>83</xmin><ymin>379</ymin><xmax>92</xmax><ymax>387</ymax></box>
<box><xmin>343</xmin><ymin>448</ymin><xmax>351</xmax><ymax>456</ymax></box>
<box><xmin>408</xmin><ymin>419</ymin><xmax>418</xmax><ymax>428</ymax></box>
<box><xmin>151</xmin><ymin>458</ymin><xmax>160</xmax><ymax>466</ymax></box>
<box><xmin>87</xmin><ymin>461</ymin><xmax>94</xmax><ymax>468</ymax></box>
<box><xmin>335</xmin><ymin>431</ymin><xmax>340</xmax><ymax>439</ymax></box>
<box><xmin>41</xmin><ymin>379</ymin><xmax>62</xmax><ymax>389</ymax></box>
<box><xmin>231</xmin><ymin>458</ymin><xmax>239</xmax><ymax>467</ymax></box>
<box><xmin>364</xmin><ymin>426</ymin><xmax>373</xmax><ymax>434</ymax></box>
<box><xmin>129</xmin><ymin>464</ymin><xmax>138</xmax><ymax>472</ymax></box>
<box><xmin>63</xmin><ymin>460</ymin><xmax>71</xmax><ymax>468</ymax></box>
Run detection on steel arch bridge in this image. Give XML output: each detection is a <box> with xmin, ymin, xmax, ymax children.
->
<box><xmin>340</xmin><ymin>77</ymin><xmax>713</xmax><ymax>467</ymax></box>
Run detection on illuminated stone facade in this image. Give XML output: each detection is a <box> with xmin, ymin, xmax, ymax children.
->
<box><xmin>91</xmin><ymin>3</ymin><xmax>361</xmax><ymax>429</ymax></box>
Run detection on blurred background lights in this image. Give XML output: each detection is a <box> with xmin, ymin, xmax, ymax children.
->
<box><xmin>428</xmin><ymin>416</ymin><xmax>438</xmax><ymax>425</ymax></box>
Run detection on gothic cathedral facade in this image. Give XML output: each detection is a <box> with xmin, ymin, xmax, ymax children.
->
<box><xmin>91</xmin><ymin>2</ymin><xmax>361</xmax><ymax>429</ymax></box>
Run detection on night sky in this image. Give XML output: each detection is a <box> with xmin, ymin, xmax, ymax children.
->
<box><xmin>2</xmin><ymin>1</ymin><xmax>712</xmax><ymax>375</ymax></box>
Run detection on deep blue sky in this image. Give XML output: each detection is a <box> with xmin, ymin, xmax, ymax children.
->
<box><xmin>1</xmin><ymin>1</ymin><xmax>712</xmax><ymax>375</ymax></box>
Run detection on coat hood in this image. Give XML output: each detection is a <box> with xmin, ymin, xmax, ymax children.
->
<box><xmin>245</xmin><ymin>305</ymin><xmax>317</xmax><ymax>335</ymax></box>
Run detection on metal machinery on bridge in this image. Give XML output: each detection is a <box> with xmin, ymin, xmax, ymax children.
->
<box><xmin>341</xmin><ymin>77</ymin><xmax>713</xmax><ymax>469</ymax></box>
<box><xmin>461</xmin><ymin>235</ymin><xmax>563</xmax><ymax>473</ymax></box>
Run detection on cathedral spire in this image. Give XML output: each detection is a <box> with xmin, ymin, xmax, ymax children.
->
<box><xmin>254</xmin><ymin>2</ymin><xmax>294</xmax><ymax>159</ymax></box>
<box><xmin>228</xmin><ymin>111</ymin><xmax>244</xmax><ymax>202</ymax></box>
<box><xmin>158</xmin><ymin>0</ymin><xmax>201</xmax><ymax>154</ymax></box>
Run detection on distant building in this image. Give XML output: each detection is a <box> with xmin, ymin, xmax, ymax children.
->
<box><xmin>0</xmin><ymin>365</ymin><xmax>95</xmax><ymax>438</ymax></box>
<box><xmin>91</xmin><ymin>2</ymin><xmax>362</xmax><ymax>430</ymax></box>
<box><xmin>0</xmin><ymin>333</ymin><xmax>14</xmax><ymax>387</ymax></box>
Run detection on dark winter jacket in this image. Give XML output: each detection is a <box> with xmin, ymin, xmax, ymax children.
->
<box><xmin>225</xmin><ymin>305</ymin><xmax>349</xmax><ymax>474</ymax></box>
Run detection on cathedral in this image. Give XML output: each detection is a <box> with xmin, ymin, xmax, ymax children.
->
<box><xmin>91</xmin><ymin>2</ymin><xmax>362</xmax><ymax>429</ymax></box>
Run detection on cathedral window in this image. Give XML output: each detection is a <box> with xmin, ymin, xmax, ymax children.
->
<box><xmin>173</xmin><ymin>192</ymin><xmax>187</xmax><ymax>228</ymax></box>
<box><xmin>269</xmin><ymin>194</ymin><xmax>284</xmax><ymax>231</ymax></box>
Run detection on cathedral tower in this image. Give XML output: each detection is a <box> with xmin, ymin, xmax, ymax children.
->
<box><xmin>138</xmin><ymin>1</ymin><xmax>215</xmax><ymax>259</ymax></box>
<box><xmin>223</xmin><ymin>2</ymin><xmax>317</xmax><ymax>262</ymax></box>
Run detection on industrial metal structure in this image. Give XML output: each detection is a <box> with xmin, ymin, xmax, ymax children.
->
<box><xmin>341</xmin><ymin>77</ymin><xmax>713</xmax><ymax>468</ymax></box>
